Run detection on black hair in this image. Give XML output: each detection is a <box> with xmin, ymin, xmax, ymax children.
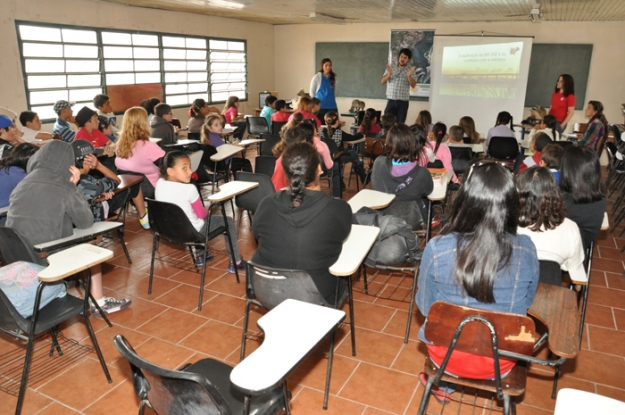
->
<box><xmin>431</xmin><ymin>122</ymin><xmax>446</xmax><ymax>154</ymax></box>
<box><xmin>441</xmin><ymin>162</ymin><xmax>519</xmax><ymax>303</ymax></box>
<box><xmin>324</xmin><ymin>111</ymin><xmax>339</xmax><ymax>137</ymax></box>
<box><xmin>361</xmin><ymin>108</ymin><xmax>377</xmax><ymax>135</ymax></box>
<box><xmin>398</xmin><ymin>48</ymin><xmax>412</xmax><ymax>60</ymax></box>
<box><xmin>542</xmin><ymin>115</ymin><xmax>558</xmax><ymax>140</ymax></box>
<box><xmin>517</xmin><ymin>166</ymin><xmax>566</xmax><ymax>232</ymax></box>
<box><xmin>560</xmin><ymin>145</ymin><xmax>604</xmax><ymax>204</ymax></box>
<box><xmin>273</xmin><ymin>125</ymin><xmax>308</xmax><ymax>156</ymax></box>
<box><xmin>140</xmin><ymin>97</ymin><xmax>160</xmax><ymax>115</ymax></box>
<box><xmin>540</xmin><ymin>143</ymin><xmax>564</xmax><ymax>169</ymax></box>
<box><xmin>495</xmin><ymin>111</ymin><xmax>514</xmax><ymax>130</ymax></box>
<box><xmin>155</xmin><ymin>103</ymin><xmax>172</xmax><ymax>118</ymax></box>
<box><xmin>533</xmin><ymin>132</ymin><xmax>553</xmax><ymax>152</ymax></box>
<box><xmin>298</xmin><ymin>120</ymin><xmax>316</xmax><ymax>142</ymax></box>
<box><xmin>19</xmin><ymin>111</ymin><xmax>37</xmax><ymax>127</ymax></box>
<box><xmin>317</xmin><ymin>58</ymin><xmax>336</xmax><ymax>88</ymax></box>
<box><xmin>587</xmin><ymin>100</ymin><xmax>609</xmax><ymax>148</ymax></box>
<box><xmin>555</xmin><ymin>74</ymin><xmax>575</xmax><ymax>97</ymax></box>
<box><xmin>189</xmin><ymin>98</ymin><xmax>207</xmax><ymax>118</ymax></box>
<box><xmin>93</xmin><ymin>94</ymin><xmax>110</xmax><ymax>109</ymax></box>
<box><xmin>386</xmin><ymin>124</ymin><xmax>416</xmax><ymax>162</ymax></box>
<box><xmin>380</xmin><ymin>113</ymin><xmax>397</xmax><ymax>133</ymax></box>
<box><xmin>159</xmin><ymin>150</ymin><xmax>190</xmax><ymax>178</ymax></box>
<box><xmin>0</xmin><ymin>143</ymin><xmax>39</xmax><ymax>173</ymax></box>
<box><xmin>274</xmin><ymin>99</ymin><xmax>286</xmax><ymax>111</ymax></box>
<box><xmin>415</xmin><ymin>110</ymin><xmax>432</xmax><ymax>131</ymax></box>
<box><xmin>409</xmin><ymin>124</ymin><xmax>428</xmax><ymax>165</ymax></box>
<box><xmin>265</xmin><ymin>95</ymin><xmax>278</xmax><ymax>106</ymax></box>
<box><xmin>282</xmin><ymin>142</ymin><xmax>320</xmax><ymax>208</ymax></box>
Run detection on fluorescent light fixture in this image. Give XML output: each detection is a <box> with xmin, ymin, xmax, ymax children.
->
<box><xmin>208</xmin><ymin>0</ymin><xmax>252</xmax><ymax>9</ymax></box>
<box><xmin>309</xmin><ymin>12</ymin><xmax>345</xmax><ymax>24</ymax></box>
<box><xmin>530</xmin><ymin>3</ymin><xmax>542</xmax><ymax>22</ymax></box>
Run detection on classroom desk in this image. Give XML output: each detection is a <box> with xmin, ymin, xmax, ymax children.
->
<box><xmin>39</xmin><ymin>243</ymin><xmax>114</xmax><ymax>281</ymax></box>
<box><xmin>207</xmin><ymin>144</ymin><xmax>245</xmax><ymax>192</ymax></box>
<box><xmin>348</xmin><ymin>189</ymin><xmax>395</xmax><ymax>213</ymax></box>
<box><xmin>425</xmin><ymin>170</ymin><xmax>454</xmax><ymax>242</ymax></box>
<box><xmin>554</xmin><ymin>388</ymin><xmax>625</xmax><ymax>415</ymax></box>
<box><xmin>148</xmin><ymin>137</ymin><xmax>162</xmax><ymax>144</ymax></box>
<box><xmin>231</xmin><ymin>299</ymin><xmax>345</xmax><ymax>414</ymax></box>
<box><xmin>93</xmin><ymin>174</ymin><xmax>143</xmax><ymax>203</ymax></box>
<box><xmin>33</xmin><ymin>221</ymin><xmax>126</xmax><ymax>253</ymax></box>
<box><xmin>164</xmin><ymin>139</ymin><xmax>200</xmax><ymax>148</ymax></box>
<box><xmin>236</xmin><ymin>138</ymin><xmax>265</xmax><ymax>147</ymax></box>
<box><xmin>343</xmin><ymin>136</ymin><xmax>366</xmax><ymax>146</ymax></box>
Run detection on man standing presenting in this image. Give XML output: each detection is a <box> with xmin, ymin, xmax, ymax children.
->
<box><xmin>381</xmin><ymin>48</ymin><xmax>417</xmax><ymax>124</ymax></box>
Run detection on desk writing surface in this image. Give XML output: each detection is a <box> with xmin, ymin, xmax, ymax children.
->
<box><xmin>206</xmin><ymin>181</ymin><xmax>259</xmax><ymax>203</ymax></box>
<box><xmin>210</xmin><ymin>144</ymin><xmax>243</xmax><ymax>162</ymax></box>
<box><xmin>237</xmin><ymin>138</ymin><xmax>265</xmax><ymax>146</ymax></box>
<box><xmin>34</xmin><ymin>222</ymin><xmax>123</xmax><ymax>252</ymax></box>
<box><xmin>330</xmin><ymin>225</ymin><xmax>380</xmax><ymax>277</ymax></box>
<box><xmin>117</xmin><ymin>174</ymin><xmax>143</xmax><ymax>191</ymax></box>
<box><xmin>528</xmin><ymin>283</ymin><xmax>579</xmax><ymax>359</ymax></box>
<box><xmin>428</xmin><ymin>170</ymin><xmax>453</xmax><ymax>200</ymax></box>
<box><xmin>348</xmin><ymin>189</ymin><xmax>395</xmax><ymax>214</ymax></box>
<box><xmin>38</xmin><ymin>244</ymin><xmax>114</xmax><ymax>282</ymax></box>
<box><xmin>230</xmin><ymin>299</ymin><xmax>345</xmax><ymax>394</ymax></box>
<box><xmin>148</xmin><ymin>137</ymin><xmax>162</xmax><ymax>144</ymax></box>
<box><xmin>343</xmin><ymin>137</ymin><xmax>366</xmax><ymax>145</ymax></box>
<box><xmin>165</xmin><ymin>139</ymin><xmax>199</xmax><ymax>147</ymax></box>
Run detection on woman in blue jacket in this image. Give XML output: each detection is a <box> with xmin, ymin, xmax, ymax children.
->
<box><xmin>310</xmin><ymin>58</ymin><xmax>338</xmax><ymax>124</ymax></box>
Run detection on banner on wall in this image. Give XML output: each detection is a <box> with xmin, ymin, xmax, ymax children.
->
<box><xmin>389</xmin><ymin>30</ymin><xmax>435</xmax><ymax>98</ymax></box>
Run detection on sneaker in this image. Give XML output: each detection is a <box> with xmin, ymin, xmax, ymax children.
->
<box><xmin>139</xmin><ymin>212</ymin><xmax>150</xmax><ymax>229</ymax></box>
<box><xmin>194</xmin><ymin>250</ymin><xmax>214</xmax><ymax>266</ymax></box>
<box><xmin>419</xmin><ymin>372</ymin><xmax>453</xmax><ymax>404</ymax></box>
<box><xmin>431</xmin><ymin>214</ymin><xmax>441</xmax><ymax>228</ymax></box>
<box><xmin>227</xmin><ymin>260</ymin><xmax>246</xmax><ymax>274</ymax></box>
<box><xmin>91</xmin><ymin>297</ymin><xmax>132</xmax><ymax>317</ymax></box>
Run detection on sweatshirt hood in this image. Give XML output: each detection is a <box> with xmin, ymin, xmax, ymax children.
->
<box><xmin>274</xmin><ymin>190</ymin><xmax>331</xmax><ymax>227</ymax></box>
<box><xmin>27</xmin><ymin>140</ymin><xmax>74</xmax><ymax>178</ymax></box>
<box><xmin>150</xmin><ymin>116</ymin><xmax>169</xmax><ymax>128</ymax></box>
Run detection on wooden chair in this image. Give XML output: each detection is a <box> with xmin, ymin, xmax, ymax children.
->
<box><xmin>417</xmin><ymin>301</ymin><xmax>561</xmax><ymax>415</ymax></box>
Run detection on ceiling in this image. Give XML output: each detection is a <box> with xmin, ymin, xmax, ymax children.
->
<box><xmin>99</xmin><ymin>0</ymin><xmax>625</xmax><ymax>25</ymax></box>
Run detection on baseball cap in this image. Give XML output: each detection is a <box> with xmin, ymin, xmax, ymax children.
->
<box><xmin>75</xmin><ymin>106</ymin><xmax>97</xmax><ymax>127</ymax></box>
<box><xmin>71</xmin><ymin>140</ymin><xmax>103</xmax><ymax>166</ymax></box>
<box><xmin>0</xmin><ymin>115</ymin><xmax>13</xmax><ymax>129</ymax></box>
<box><xmin>97</xmin><ymin>115</ymin><xmax>111</xmax><ymax>132</ymax></box>
<box><xmin>53</xmin><ymin>100</ymin><xmax>75</xmax><ymax>115</ymax></box>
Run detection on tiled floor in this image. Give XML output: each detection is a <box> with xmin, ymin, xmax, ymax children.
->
<box><xmin>2</xmin><ymin>164</ymin><xmax>625</xmax><ymax>415</ymax></box>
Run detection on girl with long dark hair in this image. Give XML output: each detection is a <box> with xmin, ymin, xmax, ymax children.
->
<box><xmin>578</xmin><ymin>100</ymin><xmax>609</xmax><ymax>153</ymax></box>
<box><xmin>309</xmin><ymin>58</ymin><xmax>338</xmax><ymax>123</ymax></box>
<box><xmin>486</xmin><ymin>111</ymin><xmax>516</xmax><ymax>150</ymax></box>
<box><xmin>548</xmin><ymin>74</ymin><xmax>575</xmax><ymax>133</ymax></box>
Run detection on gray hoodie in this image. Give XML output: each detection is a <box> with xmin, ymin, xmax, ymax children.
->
<box><xmin>150</xmin><ymin>116</ymin><xmax>177</xmax><ymax>147</ymax></box>
<box><xmin>6</xmin><ymin>140</ymin><xmax>94</xmax><ymax>246</ymax></box>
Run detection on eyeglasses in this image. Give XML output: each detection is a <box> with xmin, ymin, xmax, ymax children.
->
<box><xmin>466</xmin><ymin>160</ymin><xmax>508</xmax><ymax>181</ymax></box>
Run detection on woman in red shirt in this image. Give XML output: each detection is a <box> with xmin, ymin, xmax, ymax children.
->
<box><xmin>547</xmin><ymin>74</ymin><xmax>575</xmax><ymax>134</ymax></box>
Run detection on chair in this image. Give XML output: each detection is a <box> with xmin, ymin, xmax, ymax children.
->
<box><xmin>234</xmin><ymin>171</ymin><xmax>276</xmax><ymax>230</ymax></box>
<box><xmin>114</xmin><ymin>334</ymin><xmax>287</xmax><ymax>415</ymax></box>
<box><xmin>187</xmin><ymin>132</ymin><xmax>200</xmax><ymax>141</ymax></box>
<box><xmin>573</xmin><ymin>123</ymin><xmax>587</xmax><ymax>134</ymax></box>
<box><xmin>255</xmin><ymin>155</ymin><xmax>277</xmax><ymax>178</ymax></box>
<box><xmin>240</xmin><ymin>261</ymin><xmax>353</xmax><ymax>409</ymax></box>
<box><xmin>271</xmin><ymin>121</ymin><xmax>286</xmax><ymax>135</ymax></box>
<box><xmin>449</xmin><ymin>146</ymin><xmax>474</xmax><ymax>178</ymax></box>
<box><xmin>487</xmin><ymin>136</ymin><xmax>519</xmax><ymax>161</ymax></box>
<box><xmin>246</xmin><ymin>116</ymin><xmax>269</xmax><ymax>139</ymax></box>
<box><xmin>259</xmin><ymin>133</ymin><xmax>281</xmax><ymax>156</ymax></box>
<box><xmin>0</xmin><ymin>240</ymin><xmax>113</xmax><ymax>415</ymax></box>
<box><xmin>145</xmin><ymin>199</ymin><xmax>239</xmax><ymax>311</ymax></box>
<box><xmin>539</xmin><ymin>260</ymin><xmax>563</xmax><ymax>286</ymax></box>
<box><xmin>417</xmin><ymin>301</ymin><xmax>560</xmax><ymax>415</ymax></box>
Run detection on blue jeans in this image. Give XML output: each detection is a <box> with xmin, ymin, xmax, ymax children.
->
<box><xmin>384</xmin><ymin>99</ymin><xmax>409</xmax><ymax>124</ymax></box>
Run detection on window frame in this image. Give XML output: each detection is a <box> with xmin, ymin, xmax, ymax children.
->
<box><xmin>15</xmin><ymin>20</ymin><xmax>248</xmax><ymax>122</ymax></box>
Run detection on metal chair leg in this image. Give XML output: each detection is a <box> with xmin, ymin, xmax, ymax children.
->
<box><xmin>416</xmin><ymin>375</ymin><xmax>435</xmax><ymax>415</ymax></box>
<box><xmin>347</xmin><ymin>275</ymin><xmax>356</xmax><ymax>356</ymax></box>
<box><xmin>405</xmin><ymin>267</ymin><xmax>419</xmax><ymax>343</ymax></box>
<box><xmin>323</xmin><ymin>330</ymin><xmax>337</xmax><ymax>410</ymax></box>
<box><xmin>240</xmin><ymin>299</ymin><xmax>251</xmax><ymax>362</ymax></box>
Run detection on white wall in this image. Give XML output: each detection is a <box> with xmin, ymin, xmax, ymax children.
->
<box><xmin>0</xmin><ymin>0</ymin><xmax>275</xmax><ymax>131</ymax></box>
<box><xmin>275</xmin><ymin>21</ymin><xmax>625</xmax><ymax>135</ymax></box>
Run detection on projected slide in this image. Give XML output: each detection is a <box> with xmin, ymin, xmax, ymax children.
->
<box><xmin>440</xmin><ymin>42</ymin><xmax>524</xmax><ymax>98</ymax></box>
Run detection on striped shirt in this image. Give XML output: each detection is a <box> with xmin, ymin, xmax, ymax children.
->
<box><xmin>53</xmin><ymin>119</ymin><xmax>75</xmax><ymax>142</ymax></box>
<box><xmin>383</xmin><ymin>63</ymin><xmax>417</xmax><ymax>101</ymax></box>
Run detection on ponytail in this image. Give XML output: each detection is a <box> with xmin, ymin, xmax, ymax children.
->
<box><xmin>281</xmin><ymin>142</ymin><xmax>320</xmax><ymax>208</ymax></box>
<box><xmin>324</xmin><ymin>111</ymin><xmax>339</xmax><ymax>137</ymax></box>
<box><xmin>361</xmin><ymin>108</ymin><xmax>376</xmax><ymax>135</ymax></box>
<box><xmin>432</xmin><ymin>122</ymin><xmax>447</xmax><ymax>154</ymax></box>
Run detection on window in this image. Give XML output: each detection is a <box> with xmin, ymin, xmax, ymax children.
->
<box><xmin>16</xmin><ymin>21</ymin><xmax>248</xmax><ymax>121</ymax></box>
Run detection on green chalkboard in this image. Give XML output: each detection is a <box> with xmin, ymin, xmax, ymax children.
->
<box><xmin>316</xmin><ymin>42</ymin><xmax>388</xmax><ymax>100</ymax></box>
<box><xmin>524</xmin><ymin>43</ymin><xmax>593</xmax><ymax>110</ymax></box>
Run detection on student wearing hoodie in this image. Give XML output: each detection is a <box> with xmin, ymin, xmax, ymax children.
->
<box><xmin>251</xmin><ymin>142</ymin><xmax>351</xmax><ymax>304</ymax></box>
<box><xmin>150</xmin><ymin>103</ymin><xmax>178</xmax><ymax>147</ymax></box>
<box><xmin>6</xmin><ymin>140</ymin><xmax>131</xmax><ymax>317</ymax></box>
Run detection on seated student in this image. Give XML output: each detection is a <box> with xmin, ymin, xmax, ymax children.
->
<box><xmin>288</xmin><ymin>96</ymin><xmax>322</xmax><ymax>128</ymax></box>
<box><xmin>6</xmin><ymin>140</ymin><xmax>132</xmax><ymax>317</ymax></box>
<box><xmin>74</xmin><ymin>106</ymin><xmax>115</xmax><ymax>157</ymax></box>
<box><xmin>529</xmin><ymin>114</ymin><xmax>560</xmax><ymax>142</ymax></box>
<box><xmin>320</xmin><ymin>111</ymin><xmax>367</xmax><ymax>187</ymax></box>
<box><xmin>539</xmin><ymin>143</ymin><xmax>564</xmax><ymax>184</ymax></box>
<box><xmin>310</xmin><ymin>97</ymin><xmax>323</xmax><ymax>125</ymax></box>
<box><xmin>252</xmin><ymin>142</ymin><xmax>351</xmax><ymax>304</ymax></box>
<box><xmin>72</xmin><ymin>140</ymin><xmax>148</xmax><ymax>228</ymax></box>
<box><xmin>415</xmin><ymin>110</ymin><xmax>433</xmax><ymax>134</ymax></box>
<box><xmin>0</xmin><ymin>115</ymin><xmax>26</xmax><ymax>159</ymax></box>
<box><xmin>200</xmin><ymin>114</ymin><xmax>252</xmax><ymax>174</ymax></box>
<box><xmin>578</xmin><ymin>100</ymin><xmax>609</xmax><ymax>153</ymax></box>
<box><xmin>427</xmin><ymin>123</ymin><xmax>458</xmax><ymax>183</ymax></box>
<box><xmin>270</xmin><ymin>99</ymin><xmax>290</xmax><ymax>124</ymax></box>
<box><xmin>93</xmin><ymin>94</ymin><xmax>120</xmax><ymax>137</ymax></box>
<box><xmin>272</xmin><ymin>126</ymin><xmax>308</xmax><ymax>191</ymax></box>
<box><xmin>97</xmin><ymin>116</ymin><xmax>116</xmax><ymax>143</ymax></box>
<box><xmin>0</xmin><ymin>261</ymin><xmax>67</xmax><ymax>318</ymax></box>
<box><xmin>560</xmin><ymin>145</ymin><xmax>606</xmax><ymax>252</ymax></box>
<box><xmin>300</xmin><ymin>119</ymin><xmax>333</xmax><ymax>172</ymax></box>
<box><xmin>0</xmin><ymin>144</ymin><xmax>39</xmax><ymax>221</ymax></box>
<box><xmin>417</xmin><ymin>162</ymin><xmax>538</xmax><ymax>402</ymax></box>
<box><xmin>518</xmin><ymin>132</ymin><xmax>552</xmax><ymax>174</ymax></box>
<box><xmin>447</xmin><ymin>125</ymin><xmax>467</xmax><ymax>145</ymax></box>
<box><xmin>410</xmin><ymin>124</ymin><xmax>435</xmax><ymax>167</ymax></box>
<box><xmin>140</xmin><ymin>97</ymin><xmax>160</xmax><ymax>125</ymax></box>
<box><xmin>155</xmin><ymin>151</ymin><xmax>244</xmax><ymax>272</ymax></box>
<box><xmin>259</xmin><ymin>95</ymin><xmax>277</xmax><ymax>129</ymax></box>
<box><xmin>187</xmin><ymin>98</ymin><xmax>219</xmax><ymax>134</ymax></box>
<box><xmin>459</xmin><ymin>116</ymin><xmax>481</xmax><ymax>144</ymax></box>
<box><xmin>115</xmin><ymin>107</ymin><xmax>165</xmax><ymax>205</ymax></box>
<box><xmin>358</xmin><ymin>108</ymin><xmax>382</xmax><ymax>136</ymax></box>
<box><xmin>150</xmin><ymin>103</ymin><xmax>178</xmax><ymax>147</ymax></box>
<box><xmin>516</xmin><ymin>167</ymin><xmax>585</xmax><ymax>285</ymax></box>
<box><xmin>18</xmin><ymin>111</ymin><xmax>53</xmax><ymax>142</ymax></box>
<box><xmin>52</xmin><ymin>100</ymin><xmax>78</xmax><ymax>143</ymax></box>
<box><xmin>371</xmin><ymin>124</ymin><xmax>434</xmax><ymax>229</ymax></box>
<box><xmin>377</xmin><ymin>113</ymin><xmax>397</xmax><ymax>139</ymax></box>
<box><xmin>486</xmin><ymin>111</ymin><xmax>516</xmax><ymax>150</ymax></box>
<box><xmin>223</xmin><ymin>96</ymin><xmax>247</xmax><ymax>141</ymax></box>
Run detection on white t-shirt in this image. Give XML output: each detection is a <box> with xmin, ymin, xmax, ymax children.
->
<box><xmin>517</xmin><ymin>218</ymin><xmax>586</xmax><ymax>283</ymax></box>
<box><xmin>154</xmin><ymin>178</ymin><xmax>204</xmax><ymax>231</ymax></box>
<box><xmin>20</xmin><ymin>127</ymin><xmax>40</xmax><ymax>143</ymax></box>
